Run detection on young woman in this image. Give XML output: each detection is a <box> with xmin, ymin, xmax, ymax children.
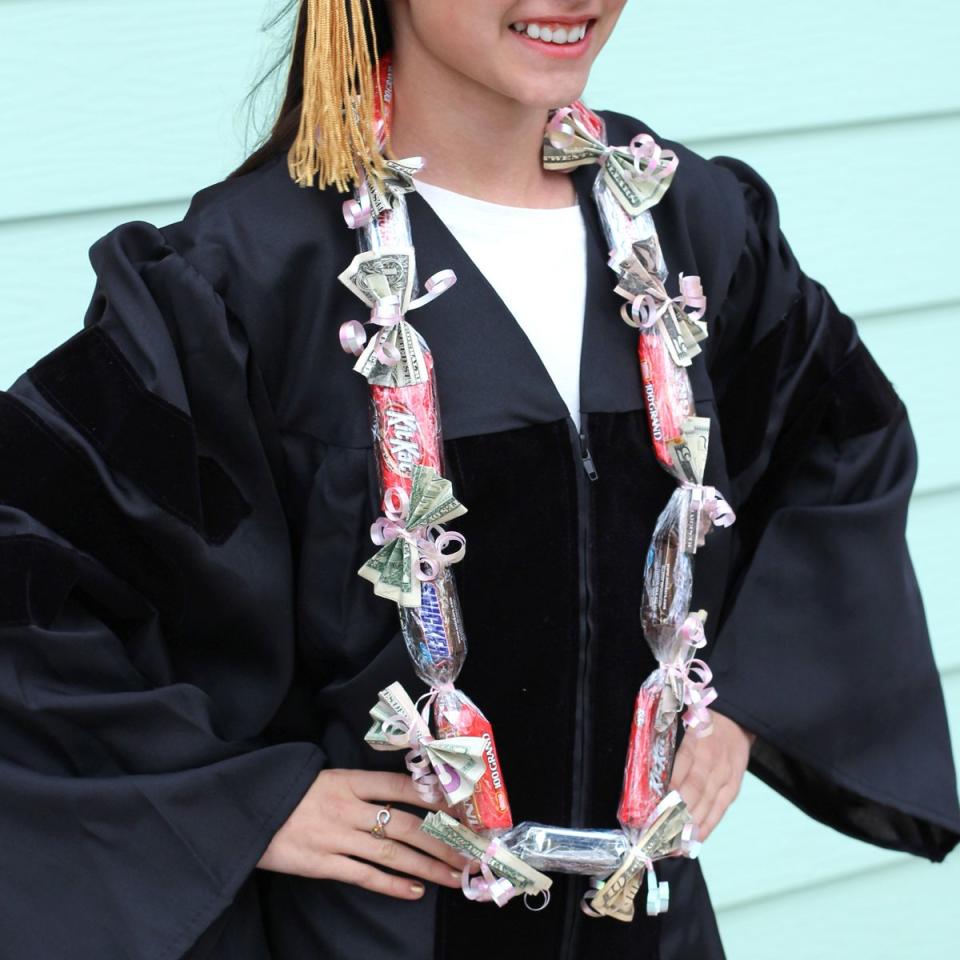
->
<box><xmin>2</xmin><ymin>2</ymin><xmax>957</xmax><ymax>959</ymax></box>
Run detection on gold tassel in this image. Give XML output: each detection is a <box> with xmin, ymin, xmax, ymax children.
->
<box><xmin>288</xmin><ymin>0</ymin><xmax>386</xmax><ymax>192</ymax></box>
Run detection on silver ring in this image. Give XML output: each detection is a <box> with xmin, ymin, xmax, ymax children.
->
<box><xmin>371</xmin><ymin>805</ymin><xmax>392</xmax><ymax>839</ymax></box>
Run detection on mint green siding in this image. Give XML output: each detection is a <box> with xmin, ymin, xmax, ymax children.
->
<box><xmin>1</xmin><ymin>2</ymin><xmax>956</xmax><ymax>954</ymax></box>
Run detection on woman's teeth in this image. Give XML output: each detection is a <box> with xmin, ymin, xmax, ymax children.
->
<box><xmin>511</xmin><ymin>21</ymin><xmax>589</xmax><ymax>43</ymax></box>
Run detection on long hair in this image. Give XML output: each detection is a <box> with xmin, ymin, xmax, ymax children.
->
<box><xmin>229</xmin><ymin>0</ymin><xmax>392</xmax><ymax>180</ymax></box>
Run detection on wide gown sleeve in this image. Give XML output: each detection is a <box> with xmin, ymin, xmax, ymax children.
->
<box><xmin>704</xmin><ymin>158</ymin><xmax>960</xmax><ymax>862</ymax></box>
<box><xmin>0</xmin><ymin>221</ymin><xmax>326</xmax><ymax>957</ymax></box>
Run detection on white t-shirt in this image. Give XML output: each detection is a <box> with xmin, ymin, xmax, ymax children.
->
<box><xmin>413</xmin><ymin>177</ymin><xmax>587</xmax><ymax>427</ymax></box>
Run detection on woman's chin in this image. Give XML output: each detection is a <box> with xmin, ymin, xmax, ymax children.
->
<box><xmin>497</xmin><ymin>74</ymin><xmax>589</xmax><ymax>110</ymax></box>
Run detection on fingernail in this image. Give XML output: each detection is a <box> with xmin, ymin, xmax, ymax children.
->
<box><xmin>410</xmin><ymin>883</ymin><xmax>425</xmax><ymax>896</ymax></box>
<box><xmin>450</xmin><ymin>870</ymin><xmax>461</xmax><ymax>880</ymax></box>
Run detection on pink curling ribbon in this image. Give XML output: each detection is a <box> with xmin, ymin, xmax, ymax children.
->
<box><xmin>408</xmin><ymin>268</ymin><xmax>457</xmax><ymax>310</ymax></box>
<box><xmin>378</xmin><ymin>699</ymin><xmax>445</xmax><ymax>805</ymax></box>
<box><xmin>338</xmin><ymin>271</ymin><xmax>457</xmax><ymax>365</ymax></box>
<box><xmin>680</xmin><ymin>480</ymin><xmax>737</xmax><ymax>553</ymax></box>
<box><xmin>370</xmin><ymin>681</ymin><xmax>486</xmax><ymax>806</ymax></box>
<box><xmin>545</xmin><ymin>108</ymin><xmax>678</xmax><ymax>210</ymax></box>
<box><xmin>661</xmin><ymin>613</ymin><xmax>718</xmax><ymax>738</ymax></box>
<box><xmin>342</xmin><ymin>181</ymin><xmax>374</xmax><ymax>229</ymax></box>
<box><xmin>619</xmin><ymin>269</ymin><xmax>707</xmax><ymax>332</ymax></box>
<box><xmin>462</xmin><ymin>840</ymin><xmax>521</xmax><ymax>908</ymax></box>
<box><xmin>371</xmin><ymin>485</ymin><xmax>467</xmax><ymax>582</ymax></box>
<box><xmin>700</xmin><ymin>485</ymin><xmax>735</xmax><ymax>529</ymax></box>
<box><xmin>627</xmin><ymin>133</ymin><xmax>679</xmax><ymax>183</ymax></box>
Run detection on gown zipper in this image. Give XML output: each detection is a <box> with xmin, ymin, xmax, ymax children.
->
<box><xmin>561</xmin><ymin>418</ymin><xmax>598</xmax><ymax>959</ymax></box>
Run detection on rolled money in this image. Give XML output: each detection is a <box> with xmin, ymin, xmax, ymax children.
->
<box><xmin>421</xmin><ymin>811</ymin><xmax>551</xmax><ymax>896</ymax></box>
<box><xmin>364</xmin><ymin>682</ymin><xmax>487</xmax><ymax>806</ymax></box>
<box><xmin>435</xmin><ymin>688</ymin><xmax>513</xmax><ymax>832</ymax></box>
<box><xmin>590</xmin><ymin>792</ymin><xmax>694</xmax><ymax>922</ymax></box>
<box><xmin>338</xmin><ymin>247</ymin><xmax>416</xmax><ymax>315</ymax></box>
<box><xmin>543</xmin><ymin>103</ymin><xmax>673</xmax><ymax>215</ymax></box>
<box><xmin>501</xmin><ymin>822</ymin><xmax>630</xmax><ymax>876</ymax></box>
<box><xmin>668</xmin><ymin>416</ymin><xmax>710</xmax><ymax>487</ymax></box>
<box><xmin>357</xmin><ymin>465</ymin><xmax>466</xmax><ymax>608</ymax></box>
<box><xmin>617</xmin><ymin>674</ymin><xmax>678</xmax><ymax>832</ymax></box>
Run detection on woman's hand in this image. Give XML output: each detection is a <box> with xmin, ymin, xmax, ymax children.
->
<box><xmin>668</xmin><ymin>712</ymin><xmax>756</xmax><ymax>842</ymax></box>
<box><xmin>256</xmin><ymin>768</ymin><xmax>470</xmax><ymax>900</ymax></box>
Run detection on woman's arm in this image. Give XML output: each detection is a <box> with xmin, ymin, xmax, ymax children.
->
<box><xmin>686</xmin><ymin>158</ymin><xmax>960</xmax><ymax>859</ymax></box>
<box><xmin>0</xmin><ymin>219</ymin><xmax>462</xmax><ymax>959</ymax></box>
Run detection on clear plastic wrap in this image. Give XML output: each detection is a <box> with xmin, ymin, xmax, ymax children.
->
<box><xmin>640</xmin><ymin>487</ymin><xmax>695</xmax><ymax>658</ymax></box>
<box><xmin>502</xmin><ymin>822</ymin><xmax>630</xmax><ymax>876</ymax></box>
<box><xmin>368</xmin><ymin>349</ymin><xmax>444</xmax><ymax>502</ymax></box>
<box><xmin>616</xmin><ymin>672</ymin><xmax>679</xmax><ymax>833</ymax></box>
<box><xmin>592</xmin><ymin>174</ymin><xmax>666</xmax><ymax>278</ymax></box>
<box><xmin>434</xmin><ymin>687</ymin><xmax>513</xmax><ymax>832</ymax></box>
<box><xmin>399</xmin><ymin>571</ymin><xmax>468</xmax><ymax>686</ymax></box>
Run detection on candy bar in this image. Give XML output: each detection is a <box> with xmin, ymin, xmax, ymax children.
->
<box><xmin>638</xmin><ymin>329</ymin><xmax>685</xmax><ymax>467</ymax></box>
<box><xmin>617</xmin><ymin>674</ymin><xmax>678</xmax><ymax>833</ymax></box>
<box><xmin>369</xmin><ymin>361</ymin><xmax>444</xmax><ymax>505</ymax></box>
<box><xmin>399</xmin><ymin>570</ymin><xmax>467</xmax><ymax>686</ymax></box>
<box><xmin>434</xmin><ymin>687</ymin><xmax>513</xmax><ymax>832</ymax></box>
<box><xmin>501</xmin><ymin>822</ymin><xmax>630</xmax><ymax>876</ymax></box>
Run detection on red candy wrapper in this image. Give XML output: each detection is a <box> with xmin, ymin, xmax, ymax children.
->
<box><xmin>617</xmin><ymin>673</ymin><xmax>678</xmax><ymax>833</ymax></box>
<box><xmin>434</xmin><ymin>687</ymin><xmax>513</xmax><ymax>833</ymax></box>
<box><xmin>638</xmin><ymin>329</ymin><xmax>684</xmax><ymax>467</ymax></box>
<box><xmin>369</xmin><ymin>349</ymin><xmax>443</xmax><ymax>506</ymax></box>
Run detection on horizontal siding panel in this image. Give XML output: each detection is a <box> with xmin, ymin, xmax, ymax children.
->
<box><xmin>0</xmin><ymin>201</ymin><xmax>188</xmax><ymax>387</ymax></box>
<box><xmin>690</xmin><ymin>116</ymin><xmax>960</xmax><ymax>318</ymax></box>
<box><xmin>906</xmin><ymin>487</ymin><xmax>960</xmax><ymax>673</ymax></box>
<box><xmin>0</xmin><ymin>0</ymin><xmax>273</xmax><ymax>221</ymax></box>
<box><xmin>588</xmin><ymin>0</ymin><xmax>960</xmax><ymax>141</ymax></box>
<box><xmin>714</xmin><ymin>839</ymin><xmax>960</xmax><ymax>959</ymax></box>
<box><xmin>859</xmin><ymin>303</ymin><xmax>960</xmax><ymax>494</ymax></box>
<box><xmin>705</xmin><ymin>668</ymin><xmax>959</xmax><ymax>914</ymax></box>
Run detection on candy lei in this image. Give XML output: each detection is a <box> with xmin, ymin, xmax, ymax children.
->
<box><xmin>336</xmin><ymin>56</ymin><xmax>735</xmax><ymax>922</ymax></box>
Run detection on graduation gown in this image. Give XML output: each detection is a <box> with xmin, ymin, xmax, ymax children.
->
<box><xmin>1</xmin><ymin>109</ymin><xmax>957</xmax><ymax>960</ymax></box>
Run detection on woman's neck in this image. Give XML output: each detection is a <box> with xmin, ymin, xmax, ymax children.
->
<box><xmin>386</xmin><ymin>52</ymin><xmax>575</xmax><ymax>209</ymax></box>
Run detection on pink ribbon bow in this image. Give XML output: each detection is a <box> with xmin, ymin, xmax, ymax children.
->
<box><xmin>338</xmin><ymin>270</ymin><xmax>457</xmax><ymax>366</ymax></box>
<box><xmin>461</xmin><ymin>840</ymin><xmax>522</xmax><ymax>908</ymax></box>
<box><xmin>546</xmin><ymin>108</ymin><xmax>678</xmax><ymax>186</ymax></box>
<box><xmin>379</xmin><ymin>699</ymin><xmax>445</xmax><ymax>805</ymax></box>
<box><xmin>681</xmin><ymin>483</ymin><xmax>736</xmax><ymax>552</ymax></box>
<box><xmin>620</xmin><ymin>268</ymin><xmax>706</xmax><ymax>332</ymax></box>
<box><xmin>371</xmin><ymin>486</ymin><xmax>466</xmax><ymax>583</ymax></box>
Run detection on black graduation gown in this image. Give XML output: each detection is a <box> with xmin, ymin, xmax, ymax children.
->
<box><xmin>0</xmin><ymin>109</ymin><xmax>957</xmax><ymax>960</ymax></box>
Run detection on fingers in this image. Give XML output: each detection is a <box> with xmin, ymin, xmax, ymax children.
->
<box><xmin>699</xmin><ymin>784</ymin><xmax>737</xmax><ymax>842</ymax></box>
<box><xmin>355</xmin><ymin>804</ymin><xmax>471</xmax><ymax>872</ymax></box>
<box><xmin>347</xmin><ymin>829</ymin><xmax>464</xmax><ymax>889</ymax></box>
<box><xmin>668</xmin><ymin>736</ymin><xmax>694</xmax><ymax>791</ymax></box>
<box><xmin>322</xmin><ymin>854</ymin><xmax>431</xmax><ymax>901</ymax></box>
<box><xmin>348</xmin><ymin>770</ymin><xmax>448</xmax><ymax>812</ymax></box>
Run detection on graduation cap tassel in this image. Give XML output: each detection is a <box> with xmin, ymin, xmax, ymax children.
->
<box><xmin>288</xmin><ymin>0</ymin><xmax>386</xmax><ymax>192</ymax></box>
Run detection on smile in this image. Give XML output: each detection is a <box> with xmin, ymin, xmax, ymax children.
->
<box><xmin>509</xmin><ymin>20</ymin><xmax>592</xmax><ymax>44</ymax></box>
